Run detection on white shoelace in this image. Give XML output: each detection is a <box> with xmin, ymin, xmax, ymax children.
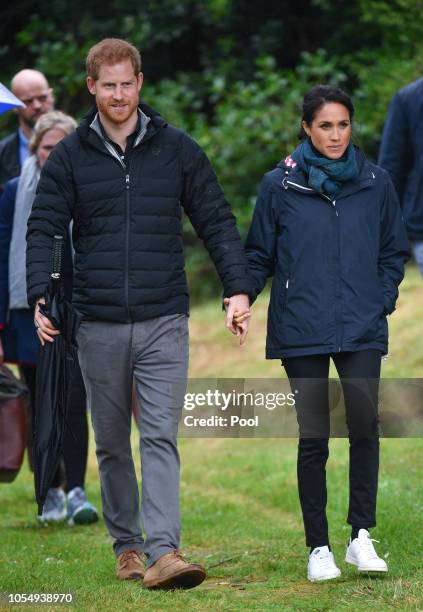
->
<box><xmin>358</xmin><ymin>536</ymin><xmax>380</xmax><ymax>559</ymax></box>
<box><xmin>313</xmin><ymin>549</ymin><xmax>334</xmax><ymax>568</ymax></box>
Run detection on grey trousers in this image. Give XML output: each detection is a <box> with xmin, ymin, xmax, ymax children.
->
<box><xmin>77</xmin><ymin>314</ymin><xmax>189</xmax><ymax>566</ymax></box>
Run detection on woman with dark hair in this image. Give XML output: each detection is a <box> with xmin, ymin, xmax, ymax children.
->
<box><xmin>240</xmin><ymin>85</ymin><xmax>409</xmax><ymax>581</ymax></box>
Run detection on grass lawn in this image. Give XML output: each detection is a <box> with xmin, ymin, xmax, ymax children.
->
<box><xmin>0</xmin><ymin>264</ymin><xmax>422</xmax><ymax>611</ymax></box>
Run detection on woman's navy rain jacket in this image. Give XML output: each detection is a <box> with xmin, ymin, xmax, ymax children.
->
<box><xmin>245</xmin><ymin>148</ymin><xmax>410</xmax><ymax>359</ymax></box>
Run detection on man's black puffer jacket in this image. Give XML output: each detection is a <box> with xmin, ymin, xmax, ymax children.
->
<box><xmin>26</xmin><ymin>105</ymin><xmax>252</xmax><ymax>322</ymax></box>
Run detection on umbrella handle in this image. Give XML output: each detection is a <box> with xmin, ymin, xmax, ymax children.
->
<box><xmin>51</xmin><ymin>235</ymin><xmax>64</xmax><ymax>279</ymax></box>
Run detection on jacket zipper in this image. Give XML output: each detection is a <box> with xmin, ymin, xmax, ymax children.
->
<box><xmin>331</xmin><ymin>199</ymin><xmax>342</xmax><ymax>351</ymax></box>
<box><xmin>284</xmin><ymin>278</ymin><xmax>289</xmax><ymax>311</ymax></box>
<box><xmin>324</xmin><ymin>196</ymin><xmax>342</xmax><ymax>351</ymax></box>
<box><xmin>125</xmin><ymin>171</ymin><xmax>131</xmax><ymax>321</ymax></box>
<box><xmin>109</xmin><ymin>151</ymin><xmax>131</xmax><ymax>321</ymax></box>
<box><xmin>89</xmin><ymin>122</ymin><xmax>159</xmax><ymax>323</ymax></box>
<box><xmin>108</xmin><ymin>148</ymin><xmax>131</xmax><ymax>321</ymax></box>
<box><xmin>110</xmin><ymin>156</ymin><xmax>131</xmax><ymax>321</ymax></box>
<box><xmin>285</xmin><ymin>179</ymin><xmax>314</xmax><ymax>192</ymax></box>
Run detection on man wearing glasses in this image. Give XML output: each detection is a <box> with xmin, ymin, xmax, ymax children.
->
<box><xmin>0</xmin><ymin>69</ymin><xmax>54</xmax><ymax>193</ymax></box>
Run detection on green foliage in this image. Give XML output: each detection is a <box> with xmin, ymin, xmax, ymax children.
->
<box><xmin>358</xmin><ymin>0</ymin><xmax>423</xmax><ymax>46</ymax></box>
<box><xmin>144</xmin><ymin>76</ymin><xmax>206</xmax><ymax>133</ymax></box>
<box><xmin>353</xmin><ymin>44</ymin><xmax>423</xmax><ymax>158</ymax></box>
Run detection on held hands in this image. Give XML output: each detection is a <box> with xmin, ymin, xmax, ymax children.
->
<box><xmin>224</xmin><ymin>294</ymin><xmax>251</xmax><ymax>345</ymax></box>
<box><xmin>34</xmin><ymin>298</ymin><xmax>60</xmax><ymax>346</ymax></box>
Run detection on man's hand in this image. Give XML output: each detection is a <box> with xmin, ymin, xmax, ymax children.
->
<box><xmin>224</xmin><ymin>294</ymin><xmax>251</xmax><ymax>345</ymax></box>
<box><xmin>34</xmin><ymin>298</ymin><xmax>60</xmax><ymax>346</ymax></box>
<box><xmin>0</xmin><ymin>336</ymin><xmax>4</xmax><ymax>364</ymax></box>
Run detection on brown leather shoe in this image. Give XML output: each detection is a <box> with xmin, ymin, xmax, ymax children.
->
<box><xmin>143</xmin><ymin>550</ymin><xmax>206</xmax><ymax>590</ymax></box>
<box><xmin>116</xmin><ymin>549</ymin><xmax>146</xmax><ymax>580</ymax></box>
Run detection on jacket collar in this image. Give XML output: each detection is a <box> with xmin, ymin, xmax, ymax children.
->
<box><xmin>279</xmin><ymin>146</ymin><xmax>376</xmax><ymax>200</ymax></box>
<box><xmin>90</xmin><ymin>108</ymin><xmax>151</xmax><ymax>147</ymax></box>
<box><xmin>77</xmin><ymin>103</ymin><xmax>167</xmax><ymax>156</ymax></box>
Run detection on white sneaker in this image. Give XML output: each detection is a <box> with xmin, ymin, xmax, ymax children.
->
<box><xmin>308</xmin><ymin>546</ymin><xmax>341</xmax><ymax>582</ymax></box>
<box><xmin>67</xmin><ymin>487</ymin><xmax>98</xmax><ymax>526</ymax></box>
<box><xmin>37</xmin><ymin>487</ymin><xmax>67</xmax><ymax>523</ymax></box>
<box><xmin>345</xmin><ymin>529</ymin><xmax>388</xmax><ymax>572</ymax></box>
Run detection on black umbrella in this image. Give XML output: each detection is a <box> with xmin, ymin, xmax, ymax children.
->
<box><xmin>33</xmin><ymin>235</ymin><xmax>80</xmax><ymax>514</ymax></box>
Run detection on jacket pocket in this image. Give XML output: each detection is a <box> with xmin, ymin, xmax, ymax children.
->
<box><xmin>282</xmin><ymin>277</ymin><xmax>290</xmax><ymax>312</ymax></box>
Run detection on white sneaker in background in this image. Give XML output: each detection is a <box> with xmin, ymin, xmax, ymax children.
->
<box><xmin>345</xmin><ymin>529</ymin><xmax>388</xmax><ymax>572</ymax></box>
<box><xmin>67</xmin><ymin>486</ymin><xmax>98</xmax><ymax>526</ymax></box>
<box><xmin>37</xmin><ymin>487</ymin><xmax>66</xmax><ymax>523</ymax></box>
<box><xmin>307</xmin><ymin>546</ymin><xmax>342</xmax><ymax>582</ymax></box>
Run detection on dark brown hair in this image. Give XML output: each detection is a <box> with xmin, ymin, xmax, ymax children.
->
<box><xmin>299</xmin><ymin>85</ymin><xmax>354</xmax><ymax>139</ymax></box>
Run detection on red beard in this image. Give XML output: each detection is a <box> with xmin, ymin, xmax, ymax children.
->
<box><xmin>96</xmin><ymin>97</ymin><xmax>138</xmax><ymax>125</ymax></box>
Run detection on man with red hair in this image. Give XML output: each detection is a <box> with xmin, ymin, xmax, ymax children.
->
<box><xmin>27</xmin><ymin>38</ymin><xmax>251</xmax><ymax>590</ymax></box>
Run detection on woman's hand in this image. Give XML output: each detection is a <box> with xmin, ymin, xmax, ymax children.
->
<box><xmin>34</xmin><ymin>298</ymin><xmax>60</xmax><ymax>346</ymax></box>
<box><xmin>223</xmin><ymin>295</ymin><xmax>251</xmax><ymax>345</ymax></box>
<box><xmin>233</xmin><ymin>310</ymin><xmax>250</xmax><ymax>324</ymax></box>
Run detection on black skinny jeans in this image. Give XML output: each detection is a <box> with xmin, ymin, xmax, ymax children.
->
<box><xmin>20</xmin><ymin>363</ymin><xmax>88</xmax><ymax>493</ymax></box>
<box><xmin>283</xmin><ymin>350</ymin><xmax>382</xmax><ymax>549</ymax></box>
